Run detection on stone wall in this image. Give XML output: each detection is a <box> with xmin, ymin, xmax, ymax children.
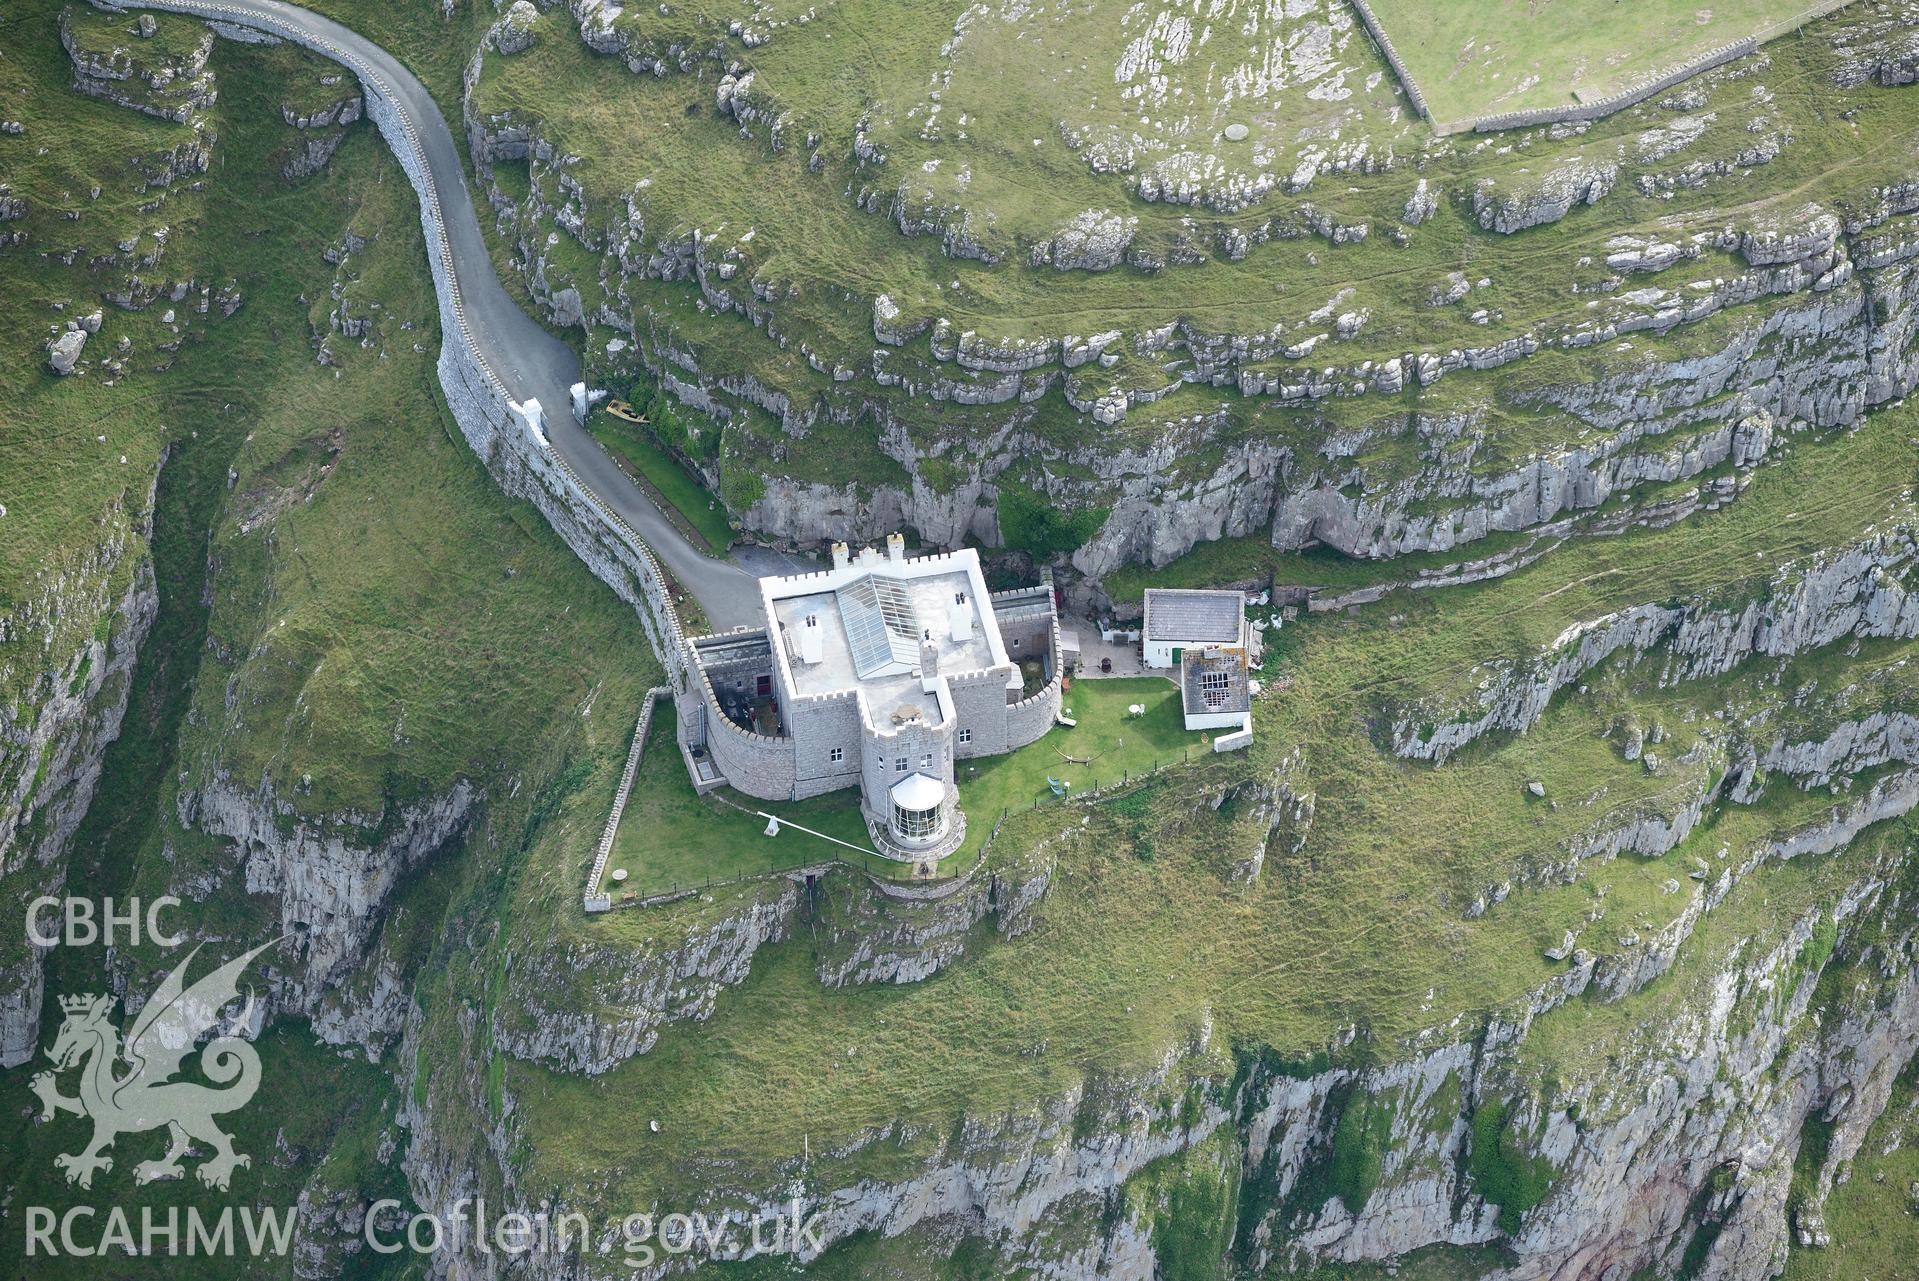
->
<box><xmin>1344</xmin><ymin>0</ymin><xmax>1430</xmax><ymax>123</ymax></box>
<box><xmin>948</xmin><ymin>667</ymin><xmax>1015</xmax><ymax>758</ymax></box>
<box><xmin>693</xmin><ymin>637</ymin><xmax>774</xmax><ymax>711</ymax></box>
<box><xmin>132</xmin><ymin>0</ymin><xmax>694</xmax><ymax>694</ymax></box>
<box><xmin>788</xmin><ymin>689</ymin><xmax>862</xmax><ymax>797</ymax></box>
<box><xmin>1353</xmin><ymin>0</ymin><xmax>1856</xmax><ymax>136</ymax></box>
<box><xmin>685</xmin><ymin>640</ymin><xmax>797</xmax><ymax>799</ymax></box>
<box><xmin>583</xmin><ymin>686</ymin><xmax>669</xmax><ymax>912</ymax></box>
<box><xmin>994</xmin><ymin>586</ymin><xmax>1065</xmax><ymax>751</ymax></box>
<box><xmin>997</xmin><ymin>606</ymin><xmax>1056</xmax><ymax>676</ymax></box>
<box><xmin>1470</xmin><ymin>0</ymin><xmax>1853</xmax><ymax>135</ymax></box>
<box><xmin>1006</xmin><ymin>677</ymin><xmax>1063</xmax><ymax>750</ymax></box>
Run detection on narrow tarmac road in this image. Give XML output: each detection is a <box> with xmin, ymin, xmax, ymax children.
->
<box><xmin>127</xmin><ymin>0</ymin><xmax>777</xmax><ymax>630</ymax></box>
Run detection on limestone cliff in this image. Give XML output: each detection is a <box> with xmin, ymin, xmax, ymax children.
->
<box><xmin>0</xmin><ymin>474</ymin><xmax>159</xmax><ymax>1067</ymax></box>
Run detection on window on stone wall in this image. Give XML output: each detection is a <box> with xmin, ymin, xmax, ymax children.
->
<box><xmin>920</xmin><ymin>753</ymin><xmax>933</xmax><ymax>769</ymax></box>
<box><xmin>830</xmin><ymin>747</ymin><xmax>844</xmax><ymax>763</ymax></box>
<box><xmin>896</xmin><ymin>757</ymin><xmax>908</xmax><ymax>772</ymax></box>
<box><xmin>958</xmin><ymin>728</ymin><xmax>972</xmax><ymax>744</ymax></box>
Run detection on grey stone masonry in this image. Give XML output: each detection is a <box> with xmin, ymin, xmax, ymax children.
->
<box><xmin>681</xmin><ymin>548</ymin><xmax>1065</xmax><ymax>864</ymax></box>
<box><xmin>584</xmin><ymin>686</ymin><xmax>669</xmax><ymax>912</ymax></box>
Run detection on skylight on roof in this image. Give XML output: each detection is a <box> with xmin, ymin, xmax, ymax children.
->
<box><xmin>838</xmin><ymin>573</ymin><xmax>921</xmax><ymax>677</ymax></box>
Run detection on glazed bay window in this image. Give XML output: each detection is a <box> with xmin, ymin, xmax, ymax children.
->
<box><xmin>892</xmin><ymin>800</ymin><xmax>941</xmax><ymax>840</ymax></box>
<box><xmin>888</xmin><ymin>772</ymin><xmax>945</xmax><ymax>845</ymax></box>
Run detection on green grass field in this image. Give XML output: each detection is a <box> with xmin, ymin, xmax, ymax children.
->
<box><xmin>955</xmin><ymin>675</ymin><xmax>1193</xmax><ymax>835</ymax></box>
<box><xmin>1367</xmin><ymin>0</ymin><xmax>1846</xmax><ymax>127</ymax></box>
<box><xmin>603</xmin><ymin>715</ymin><xmax>871</xmax><ymax>895</ymax></box>
<box><xmin>602</xmin><ymin>675</ymin><xmax>1192</xmax><ymax>896</ymax></box>
<box><xmin>501</xmin><ymin>383</ymin><xmax>1919</xmax><ymax>1209</ymax></box>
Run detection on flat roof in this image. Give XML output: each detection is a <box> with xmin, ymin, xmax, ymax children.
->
<box><xmin>1182</xmin><ymin>648</ymin><xmax>1251</xmax><ymax>717</ymax></box>
<box><xmin>762</xmin><ymin>547</ymin><xmax>1013</xmax><ymax>729</ymax></box>
<box><xmin>1144</xmin><ymin>588</ymin><xmax>1245</xmax><ymax>645</ymax></box>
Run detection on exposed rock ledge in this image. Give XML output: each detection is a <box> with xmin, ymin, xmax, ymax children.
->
<box><xmin>1</xmin><ymin>445</ymin><xmax>162</xmax><ymax>1067</ymax></box>
<box><xmin>409</xmin><ymin>843</ymin><xmax>1918</xmax><ymax>1281</ymax></box>
<box><xmin>173</xmin><ymin>774</ymin><xmax>475</xmax><ymax>1016</ymax></box>
<box><xmin>1394</xmin><ymin>528</ymin><xmax>1919</xmax><ymax>761</ymax></box>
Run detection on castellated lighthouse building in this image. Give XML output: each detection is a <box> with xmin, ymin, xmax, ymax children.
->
<box><xmin>675</xmin><ymin>535</ymin><xmax>1063</xmax><ymax>869</ymax></box>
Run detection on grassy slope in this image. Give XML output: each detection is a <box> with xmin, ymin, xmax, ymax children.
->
<box><xmin>587</xmin><ymin>406</ymin><xmax>734</xmax><ymax>552</ymax></box>
<box><xmin>450</xmin><ymin>0</ymin><xmax>1919</xmax><ymax>536</ymax></box>
<box><xmin>0</xmin><ymin>5</ymin><xmax>655</xmax><ymax>1272</ymax></box>
<box><xmin>1778</xmin><ymin>1058</ymin><xmax>1919</xmax><ymax>1280</ymax></box>
<box><xmin>498</xmin><ymin>395</ymin><xmax>1919</xmax><ymax>1212</ymax></box>
<box><xmin>1369</xmin><ymin>0</ymin><xmax>1834</xmax><ymax>125</ymax></box>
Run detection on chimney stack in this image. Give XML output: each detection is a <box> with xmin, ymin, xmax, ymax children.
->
<box><xmin>831</xmin><ymin>541</ymin><xmax>850</xmax><ymax>571</ymax></box>
<box><xmin>886</xmin><ymin>531</ymin><xmax>906</xmax><ymax>563</ymax></box>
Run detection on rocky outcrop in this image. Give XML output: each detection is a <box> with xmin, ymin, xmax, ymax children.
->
<box><xmin>489</xmin><ymin>0</ymin><xmax>539</xmax><ymax>56</ymax></box>
<box><xmin>1031</xmin><ymin>209</ymin><xmax>1136</xmax><ymax>272</ymax></box>
<box><xmin>814</xmin><ymin>876</ymin><xmax>994</xmax><ymax>987</ymax></box>
<box><xmin>814</xmin><ymin>839</ymin><xmax>1055</xmax><ymax>986</ymax></box>
<box><xmin>1394</xmin><ymin>529</ymin><xmax>1919</xmax><ymax>761</ymax></box>
<box><xmin>493</xmin><ymin>879</ymin><xmax>800</xmax><ymax>1074</ymax></box>
<box><xmin>282</xmin><ymin>130</ymin><xmax>343</xmax><ymax>179</ymax></box>
<box><xmin>62</xmin><ymin>9</ymin><xmax>217</xmax><ymax>124</ymax></box>
<box><xmin>1472</xmin><ymin>158</ymin><xmax>1618</xmax><ymax>234</ymax></box>
<box><xmin>175</xmin><ymin>774</ymin><xmax>476</xmax><ymax>1011</ymax></box>
<box><xmin>1761</xmin><ymin>710</ymin><xmax>1919</xmax><ymax>790</ymax></box>
<box><xmin>461</xmin><ymin>22</ymin><xmax>1919</xmax><ymax>585</ymax></box>
<box><xmin>0</xmin><ymin>469</ymin><xmax>160</xmax><ymax>1066</ymax></box>
<box><xmin>280</xmin><ymin>88</ymin><xmax>361</xmax><ymax>129</ymax></box>
<box><xmin>1209</xmin><ymin>744</ymin><xmax>1313</xmax><ymax>883</ymax></box>
<box><xmin>45</xmin><ymin>326</ymin><xmax>88</xmax><ymax>374</ymax></box>
<box><xmin>425</xmin><ymin>0</ymin><xmax>1919</xmax><ymax>594</ymax></box>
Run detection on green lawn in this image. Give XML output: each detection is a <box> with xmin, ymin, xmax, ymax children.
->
<box><xmin>586</xmin><ymin>407</ymin><xmax>733</xmax><ymax>553</ymax></box>
<box><xmin>602</xmin><ymin>716</ymin><xmax>871</xmax><ymax>897</ymax></box>
<box><xmin>1367</xmin><ymin>0</ymin><xmax>1843</xmax><ymax>127</ymax></box>
<box><xmin>953</xmin><ymin>676</ymin><xmax>1194</xmax><ymax>856</ymax></box>
<box><xmin>602</xmin><ymin>675</ymin><xmax>1196</xmax><ymax>896</ymax></box>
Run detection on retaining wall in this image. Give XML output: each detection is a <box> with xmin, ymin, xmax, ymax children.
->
<box><xmin>130</xmin><ymin>0</ymin><xmax>692</xmax><ymax>690</ymax></box>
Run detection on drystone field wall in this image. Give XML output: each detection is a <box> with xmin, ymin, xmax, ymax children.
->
<box><xmin>1362</xmin><ymin>0</ymin><xmax>1858</xmax><ymax>135</ymax></box>
<box><xmin>584</xmin><ymin>686</ymin><xmax>669</xmax><ymax>912</ymax></box>
<box><xmin>1343</xmin><ymin>0</ymin><xmax>1430</xmax><ymax>123</ymax></box>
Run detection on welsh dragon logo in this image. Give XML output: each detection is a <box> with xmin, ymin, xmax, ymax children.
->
<box><xmin>31</xmin><ymin>939</ymin><xmax>279</xmax><ymax>1191</ymax></box>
